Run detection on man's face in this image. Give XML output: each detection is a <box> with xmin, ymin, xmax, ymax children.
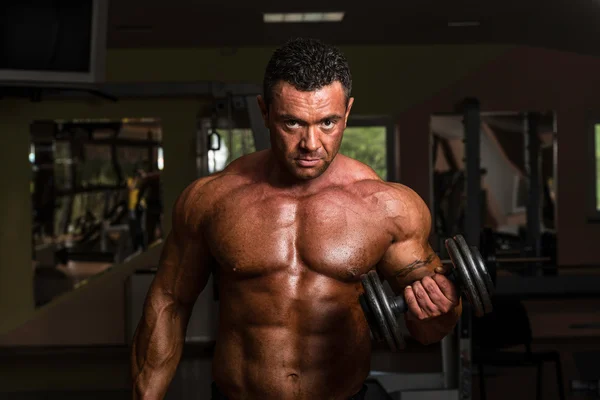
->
<box><xmin>258</xmin><ymin>81</ymin><xmax>354</xmax><ymax>181</ymax></box>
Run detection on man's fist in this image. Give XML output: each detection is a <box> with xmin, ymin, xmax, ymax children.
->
<box><xmin>404</xmin><ymin>274</ymin><xmax>459</xmax><ymax>321</ymax></box>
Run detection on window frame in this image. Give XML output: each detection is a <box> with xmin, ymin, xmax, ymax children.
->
<box><xmin>588</xmin><ymin>115</ymin><xmax>600</xmax><ymax>222</ymax></box>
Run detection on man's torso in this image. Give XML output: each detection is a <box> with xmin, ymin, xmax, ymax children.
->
<box><xmin>198</xmin><ymin>154</ymin><xmax>401</xmax><ymax>399</ymax></box>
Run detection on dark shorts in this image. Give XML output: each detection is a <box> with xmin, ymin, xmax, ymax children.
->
<box><xmin>211</xmin><ymin>381</ymin><xmax>368</xmax><ymax>400</ymax></box>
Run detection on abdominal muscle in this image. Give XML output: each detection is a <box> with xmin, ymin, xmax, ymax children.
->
<box><xmin>211</xmin><ymin>273</ymin><xmax>372</xmax><ymax>400</ymax></box>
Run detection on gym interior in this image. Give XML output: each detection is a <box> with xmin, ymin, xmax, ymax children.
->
<box><xmin>1</xmin><ymin>1</ymin><xmax>600</xmax><ymax>399</ymax></box>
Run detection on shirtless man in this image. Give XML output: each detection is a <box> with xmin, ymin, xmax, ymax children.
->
<box><xmin>131</xmin><ymin>38</ymin><xmax>462</xmax><ymax>400</ymax></box>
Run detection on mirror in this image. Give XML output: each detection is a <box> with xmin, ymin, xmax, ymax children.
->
<box><xmin>430</xmin><ymin>111</ymin><xmax>557</xmax><ymax>275</ymax></box>
<box><xmin>30</xmin><ymin>118</ymin><xmax>165</xmax><ymax>307</ymax></box>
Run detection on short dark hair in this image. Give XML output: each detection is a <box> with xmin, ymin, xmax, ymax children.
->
<box><xmin>262</xmin><ymin>37</ymin><xmax>352</xmax><ymax>108</ymax></box>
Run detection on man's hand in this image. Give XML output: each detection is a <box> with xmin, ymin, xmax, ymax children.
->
<box><xmin>403</xmin><ymin>271</ymin><xmax>462</xmax><ymax>345</ymax></box>
<box><xmin>404</xmin><ymin>273</ymin><xmax>460</xmax><ymax>322</ymax></box>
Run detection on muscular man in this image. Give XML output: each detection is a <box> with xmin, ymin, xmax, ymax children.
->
<box><xmin>131</xmin><ymin>38</ymin><xmax>462</xmax><ymax>400</ymax></box>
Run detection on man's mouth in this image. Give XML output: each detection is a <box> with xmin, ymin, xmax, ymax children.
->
<box><xmin>296</xmin><ymin>158</ymin><xmax>321</xmax><ymax>167</ymax></box>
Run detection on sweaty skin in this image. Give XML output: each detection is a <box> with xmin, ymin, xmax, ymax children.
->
<box><xmin>131</xmin><ymin>82</ymin><xmax>461</xmax><ymax>400</ymax></box>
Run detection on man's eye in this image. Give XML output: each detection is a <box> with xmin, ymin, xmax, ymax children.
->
<box><xmin>285</xmin><ymin>120</ymin><xmax>299</xmax><ymax>128</ymax></box>
<box><xmin>322</xmin><ymin>119</ymin><xmax>335</xmax><ymax>128</ymax></box>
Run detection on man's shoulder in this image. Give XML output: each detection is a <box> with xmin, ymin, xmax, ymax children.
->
<box><xmin>336</xmin><ymin>154</ymin><xmax>382</xmax><ymax>182</ymax></box>
<box><xmin>374</xmin><ymin>182</ymin><xmax>431</xmax><ymax>239</ymax></box>
<box><xmin>182</xmin><ymin>170</ymin><xmax>249</xmax><ymax>207</ymax></box>
<box><xmin>351</xmin><ymin>179</ymin><xmax>423</xmax><ymax>205</ymax></box>
<box><xmin>346</xmin><ymin>174</ymin><xmax>429</xmax><ymax>230</ymax></box>
<box><xmin>171</xmin><ymin>172</ymin><xmax>247</xmax><ymax>233</ymax></box>
<box><xmin>178</xmin><ymin>151</ymin><xmax>268</xmax><ymax>211</ymax></box>
<box><xmin>379</xmin><ymin>181</ymin><xmax>426</xmax><ymax>205</ymax></box>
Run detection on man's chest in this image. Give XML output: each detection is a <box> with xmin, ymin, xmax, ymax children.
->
<box><xmin>205</xmin><ymin>188</ymin><xmax>393</xmax><ymax>281</ymax></box>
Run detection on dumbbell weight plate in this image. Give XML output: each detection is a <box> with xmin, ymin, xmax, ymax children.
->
<box><xmin>360</xmin><ymin>273</ymin><xmax>398</xmax><ymax>352</ymax></box>
<box><xmin>358</xmin><ymin>294</ymin><xmax>382</xmax><ymax>343</ymax></box>
<box><xmin>471</xmin><ymin>246</ymin><xmax>495</xmax><ymax>301</ymax></box>
<box><xmin>367</xmin><ymin>270</ymin><xmax>405</xmax><ymax>351</ymax></box>
<box><xmin>453</xmin><ymin>235</ymin><xmax>493</xmax><ymax>315</ymax></box>
<box><xmin>445</xmin><ymin>237</ymin><xmax>485</xmax><ymax>317</ymax></box>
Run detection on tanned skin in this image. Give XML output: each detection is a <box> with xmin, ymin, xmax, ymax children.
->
<box><xmin>131</xmin><ymin>81</ymin><xmax>462</xmax><ymax>399</ymax></box>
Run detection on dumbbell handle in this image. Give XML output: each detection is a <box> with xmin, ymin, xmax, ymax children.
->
<box><xmin>389</xmin><ymin>296</ymin><xmax>407</xmax><ymax>315</ymax></box>
<box><xmin>388</xmin><ymin>271</ymin><xmax>458</xmax><ymax>318</ymax></box>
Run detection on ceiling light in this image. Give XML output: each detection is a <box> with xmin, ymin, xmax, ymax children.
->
<box><xmin>304</xmin><ymin>13</ymin><xmax>324</xmax><ymax>22</ymax></box>
<box><xmin>323</xmin><ymin>12</ymin><xmax>345</xmax><ymax>22</ymax></box>
<box><xmin>263</xmin><ymin>13</ymin><xmax>284</xmax><ymax>23</ymax></box>
<box><xmin>263</xmin><ymin>12</ymin><xmax>345</xmax><ymax>23</ymax></box>
<box><xmin>284</xmin><ymin>13</ymin><xmax>304</xmax><ymax>22</ymax></box>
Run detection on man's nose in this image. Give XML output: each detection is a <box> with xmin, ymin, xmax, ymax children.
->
<box><xmin>300</xmin><ymin>127</ymin><xmax>320</xmax><ymax>152</ymax></box>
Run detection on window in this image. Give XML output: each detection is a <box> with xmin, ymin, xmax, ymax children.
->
<box><xmin>340</xmin><ymin>126</ymin><xmax>387</xmax><ymax>180</ymax></box>
<box><xmin>591</xmin><ymin>122</ymin><xmax>600</xmax><ymax>220</ymax></box>
<box><xmin>345</xmin><ymin>117</ymin><xmax>396</xmax><ymax>182</ymax></box>
<box><xmin>588</xmin><ymin>119</ymin><xmax>600</xmax><ymax>221</ymax></box>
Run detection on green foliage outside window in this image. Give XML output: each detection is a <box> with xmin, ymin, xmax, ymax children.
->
<box><xmin>339</xmin><ymin>126</ymin><xmax>387</xmax><ymax>180</ymax></box>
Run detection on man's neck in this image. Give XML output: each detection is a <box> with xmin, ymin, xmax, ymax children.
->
<box><xmin>265</xmin><ymin>152</ymin><xmax>340</xmax><ymax>195</ymax></box>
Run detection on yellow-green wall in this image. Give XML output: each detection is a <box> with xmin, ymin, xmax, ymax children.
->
<box><xmin>0</xmin><ymin>44</ymin><xmax>512</xmax><ymax>335</ymax></box>
<box><xmin>106</xmin><ymin>45</ymin><xmax>512</xmax><ymax>114</ymax></box>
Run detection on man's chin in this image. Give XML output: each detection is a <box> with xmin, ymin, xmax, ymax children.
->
<box><xmin>290</xmin><ymin>165</ymin><xmax>328</xmax><ymax>181</ymax></box>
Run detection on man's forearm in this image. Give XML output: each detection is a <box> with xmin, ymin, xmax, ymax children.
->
<box><xmin>131</xmin><ymin>298</ymin><xmax>191</xmax><ymax>399</ymax></box>
<box><xmin>405</xmin><ymin>302</ymin><xmax>462</xmax><ymax>345</ymax></box>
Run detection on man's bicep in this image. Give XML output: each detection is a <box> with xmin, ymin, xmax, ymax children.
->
<box><xmin>375</xmin><ymin>182</ymin><xmax>442</xmax><ymax>292</ymax></box>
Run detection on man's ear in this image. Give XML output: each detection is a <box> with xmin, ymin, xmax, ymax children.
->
<box><xmin>257</xmin><ymin>95</ymin><xmax>269</xmax><ymax>128</ymax></box>
<box><xmin>344</xmin><ymin>97</ymin><xmax>355</xmax><ymax>126</ymax></box>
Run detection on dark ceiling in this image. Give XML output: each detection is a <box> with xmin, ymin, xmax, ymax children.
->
<box><xmin>107</xmin><ymin>0</ymin><xmax>600</xmax><ymax>56</ymax></box>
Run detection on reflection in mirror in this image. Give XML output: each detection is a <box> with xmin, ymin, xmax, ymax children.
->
<box><xmin>30</xmin><ymin>118</ymin><xmax>164</xmax><ymax>307</ymax></box>
<box><xmin>430</xmin><ymin>111</ymin><xmax>557</xmax><ymax>276</ymax></box>
<box><xmin>196</xmin><ymin>96</ymin><xmax>259</xmax><ymax>177</ymax></box>
<box><xmin>207</xmin><ymin>128</ymin><xmax>256</xmax><ymax>174</ymax></box>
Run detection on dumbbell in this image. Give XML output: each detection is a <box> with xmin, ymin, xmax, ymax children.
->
<box><xmin>359</xmin><ymin>235</ymin><xmax>495</xmax><ymax>352</ymax></box>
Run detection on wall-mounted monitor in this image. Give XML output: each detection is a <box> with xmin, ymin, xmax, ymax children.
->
<box><xmin>0</xmin><ymin>0</ymin><xmax>108</xmax><ymax>85</ymax></box>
